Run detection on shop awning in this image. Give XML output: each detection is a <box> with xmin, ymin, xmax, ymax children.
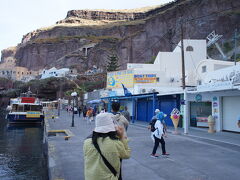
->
<box><xmin>87</xmin><ymin>99</ymin><xmax>102</xmax><ymax>104</ymax></box>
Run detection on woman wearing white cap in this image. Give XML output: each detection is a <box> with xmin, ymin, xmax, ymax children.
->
<box><xmin>83</xmin><ymin>112</ymin><xmax>131</xmax><ymax>180</ymax></box>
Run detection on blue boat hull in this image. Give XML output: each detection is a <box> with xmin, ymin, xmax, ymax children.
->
<box><xmin>7</xmin><ymin>114</ymin><xmax>44</xmax><ymax>124</ymax></box>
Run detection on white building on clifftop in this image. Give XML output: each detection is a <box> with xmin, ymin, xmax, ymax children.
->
<box><xmin>40</xmin><ymin>67</ymin><xmax>70</xmax><ymax>79</ymax></box>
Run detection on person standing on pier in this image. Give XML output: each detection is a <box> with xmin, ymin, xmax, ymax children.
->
<box><xmin>83</xmin><ymin>112</ymin><xmax>131</xmax><ymax>180</ymax></box>
<box><xmin>150</xmin><ymin>111</ymin><xmax>170</xmax><ymax>158</ymax></box>
<box><xmin>121</xmin><ymin>106</ymin><xmax>131</xmax><ymax>131</ymax></box>
<box><xmin>78</xmin><ymin>106</ymin><xmax>82</xmax><ymax>117</ymax></box>
<box><xmin>111</xmin><ymin>102</ymin><xmax>129</xmax><ymax>137</ymax></box>
<box><xmin>86</xmin><ymin>107</ymin><xmax>93</xmax><ymax>124</ymax></box>
<box><xmin>83</xmin><ymin>106</ymin><xmax>87</xmax><ymax>120</ymax></box>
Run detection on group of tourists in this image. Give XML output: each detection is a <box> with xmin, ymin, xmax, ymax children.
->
<box><xmin>83</xmin><ymin>101</ymin><xmax>169</xmax><ymax>180</ymax></box>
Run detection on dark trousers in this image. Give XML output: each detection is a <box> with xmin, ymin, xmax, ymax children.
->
<box><xmin>152</xmin><ymin>135</ymin><xmax>166</xmax><ymax>154</ymax></box>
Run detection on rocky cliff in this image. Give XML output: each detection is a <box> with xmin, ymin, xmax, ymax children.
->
<box><xmin>1</xmin><ymin>0</ymin><xmax>240</xmax><ymax>72</ymax></box>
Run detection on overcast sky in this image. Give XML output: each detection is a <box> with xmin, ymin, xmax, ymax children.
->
<box><xmin>0</xmin><ymin>0</ymin><xmax>172</xmax><ymax>58</ymax></box>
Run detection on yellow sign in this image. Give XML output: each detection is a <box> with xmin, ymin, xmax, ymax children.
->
<box><xmin>134</xmin><ymin>74</ymin><xmax>157</xmax><ymax>83</ymax></box>
<box><xmin>26</xmin><ymin>111</ymin><xmax>41</xmax><ymax>118</ymax></box>
<box><xmin>107</xmin><ymin>70</ymin><xmax>134</xmax><ymax>88</ymax></box>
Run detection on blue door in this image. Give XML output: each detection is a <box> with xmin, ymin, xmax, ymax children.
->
<box><xmin>147</xmin><ymin>100</ymin><xmax>153</xmax><ymax>122</ymax></box>
<box><xmin>137</xmin><ymin>99</ymin><xmax>148</xmax><ymax>121</ymax></box>
<box><xmin>137</xmin><ymin>99</ymin><xmax>155</xmax><ymax>122</ymax></box>
<box><xmin>159</xmin><ymin>99</ymin><xmax>177</xmax><ymax>126</ymax></box>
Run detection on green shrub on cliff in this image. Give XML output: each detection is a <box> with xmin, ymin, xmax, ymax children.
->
<box><xmin>106</xmin><ymin>54</ymin><xmax>120</xmax><ymax>72</ymax></box>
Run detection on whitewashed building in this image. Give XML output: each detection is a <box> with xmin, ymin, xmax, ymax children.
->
<box><xmin>187</xmin><ymin>65</ymin><xmax>240</xmax><ymax>132</ymax></box>
<box><xmin>40</xmin><ymin>67</ymin><xmax>70</xmax><ymax>79</ymax></box>
<box><xmin>195</xmin><ymin>59</ymin><xmax>236</xmax><ymax>85</ymax></box>
<box><xmin>95</xmin><ymin>39</ymin><xmax>240</xmax><ymax>131</ymax></box>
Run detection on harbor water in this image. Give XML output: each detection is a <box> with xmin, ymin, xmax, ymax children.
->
<box><xmin>0</xmin><ymin>110</ymin><xmax>48</xmax><ymax>180</ymax></box>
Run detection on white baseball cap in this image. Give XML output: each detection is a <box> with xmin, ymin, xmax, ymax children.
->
<box><xmin>155</xmin><ymin>109</ymin><xmax>160</xmax><ymax>113</ymax></box>
<box><xmin>94</xmin><ymin>113</ymin><xmax>116</xmax><ymax>133</ymax></box>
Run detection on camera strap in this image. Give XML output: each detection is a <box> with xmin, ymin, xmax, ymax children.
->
<box><xmin>93</xmin><ymin>142</ymin><xmax>117</xmax><ymax>177</ymax></box>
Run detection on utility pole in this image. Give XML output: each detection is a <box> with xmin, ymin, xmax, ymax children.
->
<box><xmin>181</xmin><ymin>23</ymin><xmax>186</xmax><ymax>90</ymax></box>
<box><xmin>180</xmin><ymin>20</ymin><xmax>188</xmax><ymax>134</ymax></box>
<box><xmin>58</xmin><ymin>80</ymin><xmax>62</xmax><ymax>117</ymax></box>
<box><xmin>234</xmin><ymin>29</ymin><xmax>237</xmax><ymax>65</ymax></box>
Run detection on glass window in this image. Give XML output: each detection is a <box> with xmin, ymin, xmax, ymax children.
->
<box><xmin>186</xmin><ymin>46</ymin><xmax>194</xmax><ymax>51</ymax></box>
<box><xmin>202</xmin><ymin>66</ymin><xmax>207</xmax><ymax>73</ymax></box>
<box><xmin>12</xmin><ymin>104</ymin><xmax>17</xmax><ymax>111</ymax></box>
<box><xmin>190</xmin><ymin>102</ymin><xmax>212</xmax><ymax>127</ymax></box>
<box><xmin>18</xmin><ymin>105</ymin><xmax>24</xmax><ymax>112</ymax></box>
<box><xmin>31</xmin><ymin>105</ymin><xmax>42</xmax><ymax>111</ymax></box>
<box><xmin>24</xmin><ymin>105</ymin><xmax>31</xmax><ymax>111</ymax></box>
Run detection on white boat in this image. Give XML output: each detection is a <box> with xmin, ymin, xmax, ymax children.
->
<box><xmin>7</xmin><ymin>91</ymin><xmax>44</xmax><ymax>124</ymax></box>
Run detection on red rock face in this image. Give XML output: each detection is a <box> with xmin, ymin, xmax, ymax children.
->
<box><xmin>1</xmin><ymin>0</ymin><xmax>240</xmax><ymax>72</ymax></box>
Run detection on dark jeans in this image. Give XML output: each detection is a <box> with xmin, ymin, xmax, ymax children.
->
<box><xmin>152</xmin><ymin>135</ymin><xmax>166</xmax><ymax>155</ymax></box>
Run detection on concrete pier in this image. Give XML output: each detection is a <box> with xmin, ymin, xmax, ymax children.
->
<box><xmin>44</xmin><ymin>110</ymin><xmax>240</xmax><ymax>180</ymax></box>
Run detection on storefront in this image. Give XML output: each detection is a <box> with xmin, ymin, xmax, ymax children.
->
<box><xmin>190</xmin><ymin>101</ymin><xmax>212</xmax><ymax>127</ymax></box>
<box><xmin>187</xmin><ymin>86</ymin><xmax>240</xmax><ymax>132</ymax></box>
<box><xmin>187</xmin><ymin>93</ymin><xmax>213</xmax><ymax>128</ymax></box>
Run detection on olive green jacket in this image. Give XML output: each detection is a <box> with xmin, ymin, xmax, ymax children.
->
<box><xmin>83</xmin><ymin>137</ymin><xmax>131</xmax><ymax>180</ymax></box>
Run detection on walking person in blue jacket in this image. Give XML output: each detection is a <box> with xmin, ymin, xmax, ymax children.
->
<box><xmin>150</xmin><ymin>109</ymin><xmax>169</xmax><ymax>158</ymax></box>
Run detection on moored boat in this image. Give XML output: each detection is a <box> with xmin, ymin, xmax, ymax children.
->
<box><xmin>7</xmin><ymin>91</ymin><xmax>44</xmax><ymax>124</ymax></box>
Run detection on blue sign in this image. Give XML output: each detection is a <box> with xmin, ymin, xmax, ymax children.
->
<box><xmin>107</xmin><ymin>77</ymin><xmax>116</xmax><ymax>86</ymax></box>
<box><xmin>195</xmin><ymin>94</ymin><xmax>202</xmax><ymax>102</ymax></box>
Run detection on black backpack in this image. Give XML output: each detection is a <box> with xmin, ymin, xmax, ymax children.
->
<box><xmin>150</xmin><ymin>119</ymin><xmax>157</xmax><ymax>132</ymax></box>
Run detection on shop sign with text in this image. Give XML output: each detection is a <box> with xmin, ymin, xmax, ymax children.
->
<box><xmin>134</xmin><ymin>74</ymin><xmax>157</xmax><ymax>83</ymax></box>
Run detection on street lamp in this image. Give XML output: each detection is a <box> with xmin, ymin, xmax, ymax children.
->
<box><xmin>58</xmin><ymin>98</ymin><xmax>61</xmax><ymax>117</ymax></box>
<box><xmin>71</xmin><ymin>92</ymin><xmax>77</xmax><ymax>127</ymax></box>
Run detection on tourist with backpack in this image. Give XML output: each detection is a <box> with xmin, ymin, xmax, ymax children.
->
<box><xmin>148</xmin><ymin>109</ymin><xmax>162</xmax><ymax>142</ymax></box>
<box><xmin>86</xmin><ymin>107</ymin><xmax>93</xmax><ymax>124</ymax></box>
<box><xmin>111</xmin><ymin>102</ymin><xmax>129</xmax><ymax>137</ymax></box>
<box><xmin>150</xmin><ymin>109</ymin><xmax>169</xmax><ymax>158</ymax></box>
<box><xmin>83</xmin><ymin>112</ymin><xmax>131</xmax><ymax>180</ymax></box>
